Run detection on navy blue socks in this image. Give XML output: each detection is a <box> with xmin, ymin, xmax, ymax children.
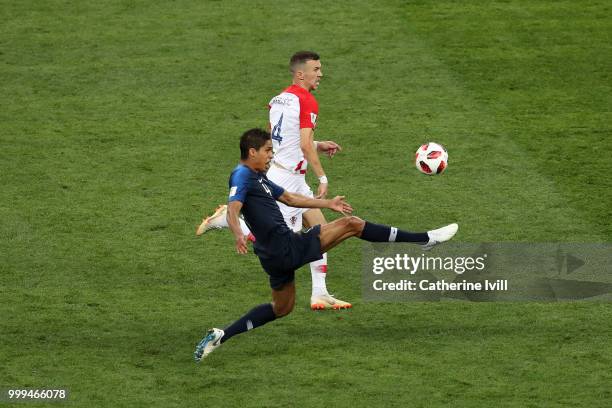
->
<box><xmin>361</xmin><ymin>221</ymin><xmax>429</xmax><ymax>243</ymax></box>
<box><xmin>221</xmin><ymin>303</ymin><xmax>276</xmax><ymax>343</ymax></box>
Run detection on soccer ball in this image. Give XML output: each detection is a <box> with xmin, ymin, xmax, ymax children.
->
<box><xmin>415</xmin><ymin>142</ymin><xmax>448</xmax><ymax>175</ymax></box>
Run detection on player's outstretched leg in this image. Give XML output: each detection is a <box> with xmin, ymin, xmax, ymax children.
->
<box><xmin>303</xmin><ymin>209</ymin><xmax>351</xmax><ymax>310</ymax></box>
<box><xmin>194</xmin><ymin>302</ymin><xmax>277</xmax><ymax>362</ymax></box>
<box><xmin>196</xmin><ymin>204</ymin><xmax>254</xmax><ymax>241</ymax></box>
<box><xmin>319</xmin><ymin>216</ymin><xmax>458</xmax><ymax>253</ymax></box>
<box><xmin>194</xmin><ymin>283</ymin><xmax>295</xmax><ymax>362</ymax></box>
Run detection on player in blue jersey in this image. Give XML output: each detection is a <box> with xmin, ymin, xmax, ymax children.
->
<box><xmin>194</xmin><ymin>128</ymin><xmax>458</xmax><ymax>361</ymax></box>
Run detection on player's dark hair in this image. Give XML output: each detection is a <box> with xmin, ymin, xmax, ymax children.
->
<box><xmin>289</xmin><ymin>51</ymin><xmax>320</xmax><ymax>73</ymax></box>
<box><xmin>240</xmin><ymin>128</ymin><xmax>271</xmax><ymax>160</ymax></box>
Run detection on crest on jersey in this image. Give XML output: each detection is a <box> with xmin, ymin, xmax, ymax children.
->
<box><xmin>310</xmin><ymin>112</ymin><xmax>317</xmax><ymax>125</ymax></box>
<box><xmin>290</xmin><ymin>215</ymin><xmax>298</xmax><ymax>227</ymax></box>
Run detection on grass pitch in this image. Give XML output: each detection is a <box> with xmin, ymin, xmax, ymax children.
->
<box><xmin>1</xmin><ymin>1</ymin><xmax>611</xmax><ymax>406</ymax></box>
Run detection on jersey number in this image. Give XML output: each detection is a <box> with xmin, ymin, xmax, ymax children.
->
<box><xmin>271</xmin><ymin>113</ymin><xmax>283</xmax><ymax>144</ymax></box>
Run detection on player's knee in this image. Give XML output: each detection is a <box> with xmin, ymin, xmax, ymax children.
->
<box><xmin>346</xmin><ymin>216</ymin><xmax>365</xmax><ymax>233</ymax></box>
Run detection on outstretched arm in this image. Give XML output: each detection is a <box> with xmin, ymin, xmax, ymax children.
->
<box><xmin>278</xmin><ymin>191</ymin><xmax>353</xmax><ymax>215</ymax></box>
<box><xmin>227</xmin><ymin>201</ymin><xmax>248</xmax><ymax>254</ymax></box>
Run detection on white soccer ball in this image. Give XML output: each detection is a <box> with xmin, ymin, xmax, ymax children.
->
<box><xmin>415</xmin><ymin>142</ymin><xmax>448</xmax><ymax>175</ymax></box>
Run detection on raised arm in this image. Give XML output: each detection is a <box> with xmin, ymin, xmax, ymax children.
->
<box><xmin>227</xmin><ymin>200</ymin><xmax>248</xmax><ymax>254</ymax></box>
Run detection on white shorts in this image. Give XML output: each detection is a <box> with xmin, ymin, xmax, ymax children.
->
<box><xmin>267</xmin><ymin>164</ymin><xmax>314</xmax><ymax>232</ymax></box>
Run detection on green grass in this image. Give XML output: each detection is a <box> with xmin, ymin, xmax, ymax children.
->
<box><xmin>1</xmin><ymin>0</ymin><xmax>611</xmax><ymax>406</ymax></box>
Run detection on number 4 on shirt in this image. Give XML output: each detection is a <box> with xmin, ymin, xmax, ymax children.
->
<box><xmin>272</xmin><ymin>113</ymin><xmax>283</xmax><ymax>144</ymax></box>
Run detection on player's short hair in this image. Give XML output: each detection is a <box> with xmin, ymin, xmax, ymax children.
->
<box><xmin>240</xmin><ymin>128</ymin><xmax>271</xmax><ymax>160</ymax></box>
<box><xmin>289</xmin><ymin>51</ymin><xmax>320</xmax><ymax>73</ymax></box>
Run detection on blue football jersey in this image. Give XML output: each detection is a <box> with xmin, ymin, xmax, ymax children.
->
<box><xmin>228</xmin><ymin>164</ymin><xmax>290</xmax><ymax>258</ymax></box>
